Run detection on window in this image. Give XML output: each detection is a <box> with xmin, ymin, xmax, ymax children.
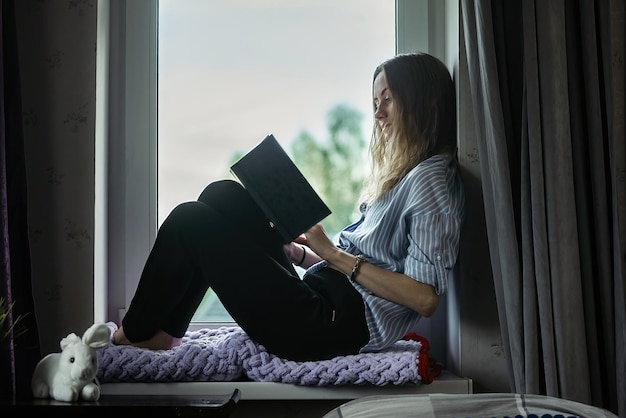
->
<box><xmin>102</xmin><ymin>0</ymin><xmax>451</xmax><ymax>327</ymax></box>
<box><xmin>158</xmin><ymin>0</ymin><xmax>394</xmax><ymax>323</ymax></box>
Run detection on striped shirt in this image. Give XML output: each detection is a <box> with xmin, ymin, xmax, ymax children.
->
<box><xmin>305</xmin><ymin>153</ymin><xmax>465</xmax><ymax>352</ymax></box>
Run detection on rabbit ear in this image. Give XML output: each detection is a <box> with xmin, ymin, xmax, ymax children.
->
<box><xmin>82</xmin><ymin>323</ymin><xmax>111</xmax><ymax>349</ymax></box>
<box><xmin>60</xmin><ymin>333</ymin><xmax>81</xmax><ymax>350</ymax></box>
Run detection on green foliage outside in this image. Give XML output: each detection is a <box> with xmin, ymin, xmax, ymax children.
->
<box><xmin>289</xmin><ymin>104</ymin><xmax>369</xmax><ymax>236</ymax></box>
<box><xmin>228</xmin><ymin>103</ymin><xmax>369</xmax><ymax>236</ymax></box>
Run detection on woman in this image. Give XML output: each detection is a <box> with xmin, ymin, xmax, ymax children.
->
<box><xmin>113</xmin><ymin>52</ymin><xmax>464</xmax><ymax>361</ymax></box>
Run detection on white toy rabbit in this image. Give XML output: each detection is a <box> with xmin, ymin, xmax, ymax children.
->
<box><xmin>31</xmin><ymin>322</ymin><xmax>111</xmax><ymax>402</ymax></box>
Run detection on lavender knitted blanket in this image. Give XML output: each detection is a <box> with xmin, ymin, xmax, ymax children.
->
<box><xmin>97</xmin><ymin>322</ymin><xmax>424</xmax><ymax>386</ymax></box>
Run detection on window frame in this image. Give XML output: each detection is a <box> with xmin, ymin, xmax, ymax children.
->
<box><xmin>100</xmin><ymin>0</ymin><xmax>451</xmax><ymax>326</ymax></box>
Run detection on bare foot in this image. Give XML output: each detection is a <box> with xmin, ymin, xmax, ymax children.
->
<box><xmin>112</xmin><ymin>326</ymin><xmax>181</xmax><ymax>350</ymax></box>
<box><xmin>112</xmin><ymin>326</ymin><xmax>132</xmax><ymax>345</ymax></box>
<box><xmin>135</xmin><ymin>330</ymin><xmax>182</xmax><ymax>350</ymax></box>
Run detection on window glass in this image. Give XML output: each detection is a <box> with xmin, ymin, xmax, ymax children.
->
<box><xmin>158</xmin><ymin>0</ymin><xmax>395</xmax><ymax>323</ymax></box>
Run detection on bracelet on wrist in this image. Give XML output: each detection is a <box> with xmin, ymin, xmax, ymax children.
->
<box><xmin>350</xmin><ymin>254</ymin><xmax>366</xmax><ymax>282</ymax></box>
<box><xmin>295</xmin><ymin>246</ymin><xmax>307</xmax><ymax>266</ymax></box>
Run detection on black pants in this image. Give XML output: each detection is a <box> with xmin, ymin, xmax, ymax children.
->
<box><xmin>122</xmin><ymin>180</ymin><xmax>369</xmax><ymax>361</ymax></box>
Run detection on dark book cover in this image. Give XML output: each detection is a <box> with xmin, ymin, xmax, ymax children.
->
<box><xmin>230</xmin><ymin>134</ymin><xmax>332</xmax><ymax>243</ymax></box>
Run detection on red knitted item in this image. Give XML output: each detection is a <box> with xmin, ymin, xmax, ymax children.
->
<box><xmin>403</xmin><ymin>332</ymin><xmax>443</xmax><ymax>384</ymax></box>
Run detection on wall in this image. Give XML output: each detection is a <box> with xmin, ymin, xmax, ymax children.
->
<box><xmin>14</xmin><ymin>0</ymin><xmax>510</xmax><ymax>393</ymax></box>
<box><xmin>15</xmin><ymin>0</ymin><xmax>98</xmax><ymax>355</ymax></box>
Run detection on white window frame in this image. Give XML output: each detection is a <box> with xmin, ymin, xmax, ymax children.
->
<box><xmin>98</xmin><ymin>0</ymin><xmax>454</xmax><ymax>326</ymax></box>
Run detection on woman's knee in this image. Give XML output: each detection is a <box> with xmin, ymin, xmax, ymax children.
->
<box><xmin>160</xmin><ymin>201</ymin><xmax>206</xmax><ymax>232</ymax></box>
<box><xmin>197</xmin><ymin>179</ymin><xmax>245</xmax><ymax>204</ymax></box>
<box><xmin>159</xmin><ymin>201</ymin><xmax>235</xmax><ymax>246</ymax></box>
<box><xmin>197</xmin><ymin>179</ymin><xmax>267</xmax><ymax>227</ymax></box>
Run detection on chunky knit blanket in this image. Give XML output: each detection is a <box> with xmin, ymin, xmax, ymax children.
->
<box><xmin>97</xmin><ymin>322</ymin><xmax>439</xmax><ymax>386</ymax></box>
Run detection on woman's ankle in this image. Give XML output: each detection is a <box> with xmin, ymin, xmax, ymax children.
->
<box><xmin>136</xmin><ymin>330</ymin><xmax>181</xmax><ymax>350</ymax></box>
<box><xmin>113</xmin><ymin>326</ymin><xmax>181</xmax><ymax>350</ymax></box>
<box><xmin>112</xmin><ymin>326</ymin><xmax>132</xmax><ymax>345</ymax></box>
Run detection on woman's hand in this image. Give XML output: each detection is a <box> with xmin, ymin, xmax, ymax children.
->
<box><xmin>300</xmin><ymin>223</ymin><xmax>341</xmax><ymax>261</ymax></box>
<box><xmin>281</xmin><ymin>223</ymin><xmax>339</xmax><ymax>269</ymax></box>
<box><xmin>283</xmin><ymin>242</ymin><xmax>303</xmax><ymax>263</ymax></box>
<box><xmin>284</xmin><ymin>229</ymin><xmax>324</xmax><ymax>269</ymax></box>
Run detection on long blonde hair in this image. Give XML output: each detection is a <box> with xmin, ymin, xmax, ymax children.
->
<box><xmin>361</xmin><ymin>53</ymin><xmax>457</xmax><ymax>203</ymax></box>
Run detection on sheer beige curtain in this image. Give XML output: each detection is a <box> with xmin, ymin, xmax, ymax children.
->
<box><xmin>461</xmin><ymin>0</ymin><xmax>625</xmax><ymax>416</ymax></box>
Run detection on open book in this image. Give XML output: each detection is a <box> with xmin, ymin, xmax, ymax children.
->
<box><xmin>230</xmin><ymin>134</ymin><xmax>332</xmax><ymax>243</ymax></box>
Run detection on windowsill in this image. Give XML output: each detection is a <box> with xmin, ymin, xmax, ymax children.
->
<box><xmin>100</xmin><ymin>371</ymin><xmax>473</xmax><ymax>400</ymax></box>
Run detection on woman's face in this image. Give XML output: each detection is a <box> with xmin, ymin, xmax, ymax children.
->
<box><xmin>373</xmin><ymin>70</ymin><xmax>396</xmax><ymax>141</ymax></box>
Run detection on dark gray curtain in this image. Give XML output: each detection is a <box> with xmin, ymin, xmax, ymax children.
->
<box><xmin>461</xmin><ymin>0</ymin><xmax>625</xmax><ymax>417</ymax></box>
<box><xmin>0</xmin><ymin>0</ymin><xmax>40</xmax><ymax>402</ymax></box>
